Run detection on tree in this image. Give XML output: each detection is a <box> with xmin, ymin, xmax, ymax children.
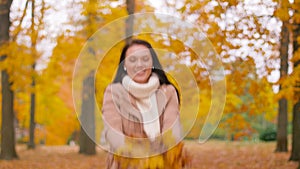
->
<box><xmin>0</xmin><ymin>0</ymin><xmax>18</xmax><ymax>160</ymax></box>
<box><xmin>275</xmin><ymin>0</ymin><xmax>289</xmax><ymax>152</ymax></box>
<box><xmin>77</xmin><ymin>0</ymin><xmax>139</xmax><ymax>153</ymax></box>
<box><xmin>290</xmin><ymin>1</ymin><xmax>300</xmax><ymax>160</ymax></box>
<box><xmin>125</xmin><ymin>0</ymin><xmax>135</xmax><ymax>44</ymax></box>
<box><xmin>38</xmin><ymin>0</ymin><xmax>129</xmax><ymax>146</ymax></box>
<box><xmin>78</xmin><ymin>0</ymin><xmax>98</xmax><ymax>155</ymax></box>
<box><xmin>79</xmin><ymin>71</ymin><xmax>96</xmax><ymax>155</ymax></box>
<box><xmin>174</xmin><ymin>0</ymin><xmax>279</xmax><ymax>140</ymax></box>
<box><xmin>28</xmin><ymin>0</ymin><xmax>36</xmax><ymax>149</ymax></box>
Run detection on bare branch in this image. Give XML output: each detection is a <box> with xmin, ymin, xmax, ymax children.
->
<box><xmin>11</xmin><ymin>0</ymin><xmax>29</xmax><ymax>41</ymax></box>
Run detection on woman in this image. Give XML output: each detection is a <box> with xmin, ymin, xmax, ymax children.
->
<box><xmin>102</xmin><ymin>39</ymin><xmax>190</xmax><ymax>169</ymax></box>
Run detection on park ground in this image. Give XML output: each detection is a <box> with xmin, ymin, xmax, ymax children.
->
<box><xmin>0</xmin><ymin>140</ymin><xmax>298</xmax><ymax>169</ymax></box>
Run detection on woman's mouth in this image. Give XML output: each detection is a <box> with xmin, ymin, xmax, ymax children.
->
<box><xmin>135</xmin><ymin>70</ymin><xmax>146</xmax><ymax>76</ymax></box>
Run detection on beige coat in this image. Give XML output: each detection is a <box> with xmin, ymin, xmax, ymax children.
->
<box><xmin>102</xmin><ymin>83</ymin><xmax>188</xmax><ymax>169</ymax></box>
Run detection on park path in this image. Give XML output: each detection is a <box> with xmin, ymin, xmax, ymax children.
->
<box><xmin>0</xmin><ymin>140</ymin><xmax>297</xmax><ymax>169</ymax></box>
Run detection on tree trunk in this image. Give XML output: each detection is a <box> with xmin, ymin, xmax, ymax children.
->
<box><xmin>0</xmin><ymin>0</ymin><xmax>18</xmax><ymax>160</ymax></box>
<box><xmin>28</xmin><ymin>67</ymin><xmax>36</xmax><ymax>149</ymax></box>
<box><xmin>125</xmin><ymin>0</ymin><xmax>135</xmax><ymax>44</ymax></box>
<box><xmin>290</xmin><ymin>21</ymin><xmax>300</xmax><ymax>162</ymax></box>
<box><xmin>276</xmin><ymin>21</ymin><xmax>289</xmax><ymax>152</ymax></box>
<box><xmin>79</xmin><ymin>71</ymin><xmax>96</xmax><ymax>155</ymax></box>
<box><xmin>28</xmin><ymin>75</ymin><xmax>36</xmax><ymax>149</ymax></box>
<box><xmin>28</xmin><ymin>0</ymin><xmax>36</xmax><ymax>149</ymax></box>
<box><xmin>290</xmin><ymin>101</ymin><xmax>300</xmax><ymax>161</ymax></box>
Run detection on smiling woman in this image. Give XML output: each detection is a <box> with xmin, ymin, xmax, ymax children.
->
<box><xmin>101</xmin><ymin>39</ymin><xmax>190</xmax><ymax>168</ymax></box>
<box><xmin>124</xmin><ymin>44</ymin><xmax>153</xmax><ymax>83</ymax></box>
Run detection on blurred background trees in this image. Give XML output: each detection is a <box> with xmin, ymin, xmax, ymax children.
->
<box><xmin>0</xmin><ymin>0</ymin><xmax>299</xmax><ymax>167</ymax></box>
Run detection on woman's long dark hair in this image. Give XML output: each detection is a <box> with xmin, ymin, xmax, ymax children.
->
<box><xmin>113</xmin><ymin>39</ymin><xmax>180</xmax><ymax>103</ymax></box>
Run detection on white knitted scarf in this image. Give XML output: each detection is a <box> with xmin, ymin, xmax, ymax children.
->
<box><xmin>122</xmin><ymin>74</ymin><xmax>160</xmax><ymax>141</ymax></box>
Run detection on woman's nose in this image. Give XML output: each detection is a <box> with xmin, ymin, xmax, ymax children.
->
<box><xmin>136</xmin><ymin>59</ymin><xmax>143</xmax><ymax>67</ymax></box>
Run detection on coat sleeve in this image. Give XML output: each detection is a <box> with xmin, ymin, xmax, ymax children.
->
<box><xmin>161</xmin><ymin>85</ymin><xmax>182</xmax><ymax>142</ymax></box>
<box><xmin>102</xmin><ymin>84</ymin><xmax>125</xmax><ymax>151</ymax></box>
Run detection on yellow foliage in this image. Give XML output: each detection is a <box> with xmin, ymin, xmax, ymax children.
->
<box><xmin>274</xmin><ymin>4</ymin><xmax>290</xmax><ymax>21</ymax></box>
<box><xmin>291</xmin><ymin>49</ymin><xmax>300</xmax><ymax>63</ymax></box>
<box><xmin>292</xmin><ymin>12</ymin><xmax>300</xmax><ymax>24</ymax></box>
<box><xmin>0</xmin><ymin>0</ymin><xmax>289</xmax><ymax>146</ymax></box>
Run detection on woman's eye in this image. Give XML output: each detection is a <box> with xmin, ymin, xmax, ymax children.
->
<box><xmin>129</xmin><ymin>57</ymin><xmax>136</xmax><ymax>62</ymax></box>
<box><xmin>143</xmin><ymin>57</ymin><xmax>150</xmax><ymax>61</ymax></box>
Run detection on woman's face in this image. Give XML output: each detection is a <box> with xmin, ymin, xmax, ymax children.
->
<box><xmin>124</xmin><ymin>44</ymin><xmax>153</xmax><ymax>83</ymax></box>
